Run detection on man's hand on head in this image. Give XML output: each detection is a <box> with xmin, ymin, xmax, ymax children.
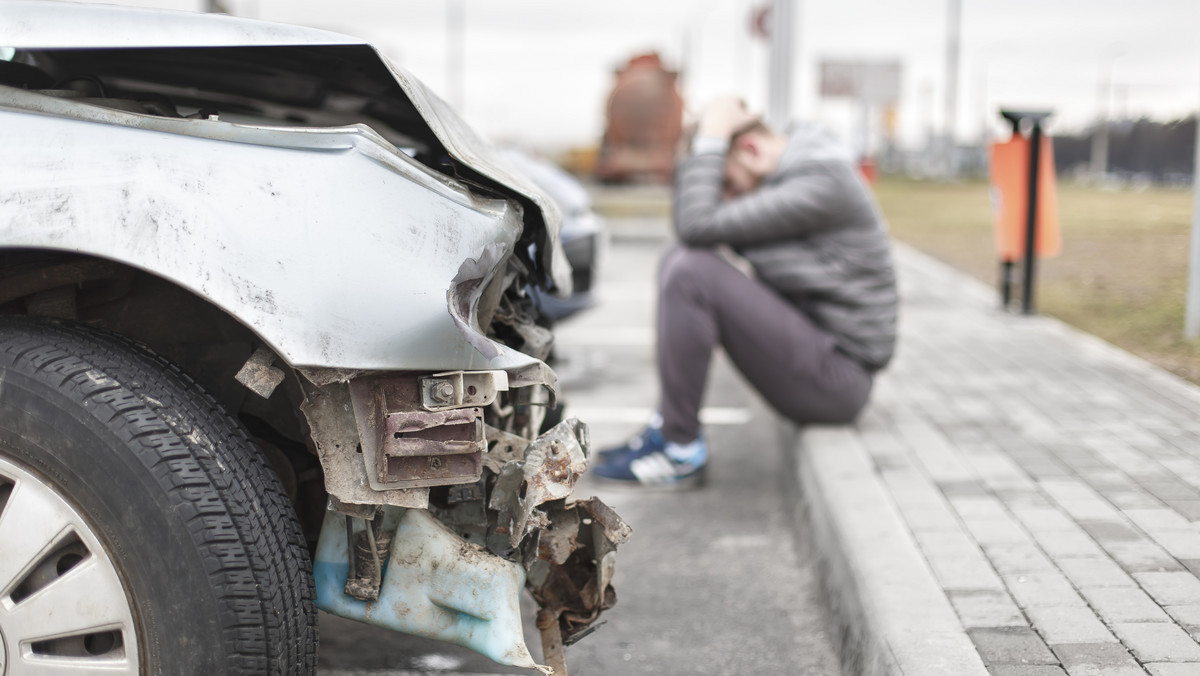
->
<box><xmin>697</xmin><ymin>97</ymin><xmax>761</xmax><ymax>140</ymax></box>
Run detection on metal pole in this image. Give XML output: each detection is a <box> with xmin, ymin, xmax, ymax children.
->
<box><xmin>1090</xmin><ymin>66</ymin><xmax>1110</xmax><ymax>177</ymax></box>
<box><xmin>858</xmin><ymin>101</ymin><xmax>871</xmax><ymax>158</ymax></box>
<box><xmin>767</xmin><ymin>0</ymin><xmax>794</xmax><ymax>130</ymax></box>
<box><xmin>680</xmin><ymin>26</ymin><xmax>692</xmax><ymax>98</ymax></box>
<box><xmin>446</xmin><ymin>0</ymin><xmax>465</xmax><ymax>112</ymax></box>
<box><xmin>734</xmin><ymin>0</ymin><xmax>750</xmax><ymax>96</ymax></box>
<box><xmin>1185</xmin><ymin>110</ymin><xmax>1200</xmax><ymax>337</ymax></box>
<box><xmin>942</xmin><ymin>0</ymin><xmax>961</xmax><ymax>178</ymax></box>
<box><xmin>999</xmin><ymin>260</ymin><xmax>1014</xmax><ymax>309</ymax></box>
<box><xmin>1022</xmin><ymin>121</ymin><xmax>1043</xmax><ymax>315</ymax></box>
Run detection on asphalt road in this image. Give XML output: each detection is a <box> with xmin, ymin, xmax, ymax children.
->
<box><xmin>318</xmin><ymin>227</ymin><xmax>842</xmax><ymax>676</ymax></box>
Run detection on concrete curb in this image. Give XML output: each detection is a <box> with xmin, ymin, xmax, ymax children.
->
<box><xmin>603</xmin><ymin>217</ymin><xmax>671</xmax><ymax>243</ymax></box>
<box><xmin>781</xmin><ymin>420</ymin><xmax>989</xmax><ymax>676</ymax></box>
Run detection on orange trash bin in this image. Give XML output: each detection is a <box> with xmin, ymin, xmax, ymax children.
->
<box><xmin>988</xmin><ymin>134</ymin><xmax>1061</xmax><ymax>262</ymax></box>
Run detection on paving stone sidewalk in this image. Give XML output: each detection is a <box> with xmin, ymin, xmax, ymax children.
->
<box><xmin>792</xmin><ymin>244</ymin><xmax>1200</xmax><ymax>676</ymax></box>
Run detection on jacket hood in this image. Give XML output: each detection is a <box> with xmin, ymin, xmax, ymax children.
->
<box><xmin>778</xmin><ymin>122</ymin><xmax>855</xmax><ymax>169</ymax></box>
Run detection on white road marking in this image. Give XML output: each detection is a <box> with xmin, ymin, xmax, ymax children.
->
<box><xmin>413</xmin><ymin>655</ymin><xmax>465</xmax><ymax>670</ymax></box>
<box><xmin>564</xmin><ymin>406</ymin><xmax>753</xmax><ymax>426</ymax></box>
<box><xmin>554</xmin><ymin>327</ymin><xmax>654</xmax><ymax>347</ymax></box>
<box><xmin>318</xmin><ymin>671</ymin><xmax>510</xmax><ymax>676</ymax></box>
<box><xmin>711</xmin><ymin>533</ymin><xmax>774</xmax><ymax>550</ymax></box>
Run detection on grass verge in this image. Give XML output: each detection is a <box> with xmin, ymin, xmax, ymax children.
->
<box><xmin>875</xmin><ymin>176</ymin><xmax>1200</xmax><ymax>383</ymax></box>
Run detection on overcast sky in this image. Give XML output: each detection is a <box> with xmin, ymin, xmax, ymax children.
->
<box><xmin>71</xmin><ymin>0</ymin><xmax>1200</xmax><ymax>153</ymax></box>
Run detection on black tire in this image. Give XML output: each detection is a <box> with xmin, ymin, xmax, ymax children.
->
<box><xmin>0</xmin><ymin>317</ymin><xmax>317</xmax><ymax>674</ymax></box>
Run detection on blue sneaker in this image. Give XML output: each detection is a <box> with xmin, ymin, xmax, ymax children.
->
<box><xmin>594</xmin><ymin>423</ymin><xmax>666</xmax><ymax>465</ymax></box>
<box><xmin>592</xmin><ymin>429</ymin><xmax>708</xmax><ymax>489</ymax></box>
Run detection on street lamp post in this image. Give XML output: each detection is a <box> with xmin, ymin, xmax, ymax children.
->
<box><xmin>1185</xmin><ymin>101</ymin><xmax>1200</xmax><ymax>338</ymax></box>
<box><xmin>942</xmin><ymin>0</ymin><xmax>961</xmax><ymax>178</ymax></box>
<box><xmin>766</xmin><ymin>0</ymin><xmax>794</xmax><ymax>130</ymax></box>
<box><xmin>446</xmin><ymin>0</ymin><xmax>465</xmax><ymax>113</ymax></box>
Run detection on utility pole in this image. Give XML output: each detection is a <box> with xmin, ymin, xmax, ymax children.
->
<box><xmin>1185</xmin><ymin>89</ymin><xmax>1200</xmax><ymax>337</ymax></box>
<box><xmin>975</xmin><ymin>61</ymin><xmax>989</xmax><ymax>148</ymax></box>
<box><xmin>1092</xmin><ymin>46</ymin><xmax>1124</xmax><ymax>179</ymax></box>
<box><xmin>942</xmin><ymin>0</ymin><xmax>961</xmax><ymax>178</ymax></box>
<box><xmin>1090</xmin><ymin>68</ymin><xmax>1111</xmax><ymax>177</ymax></box>
<box><xmin>766</xmin><ymin>0</ymin><xmax>795</xmax><ymax>130</ymax></box>
<box><xmin>734</xmin><ymin>0</ymin><xmax>751</xmax><ymax>97</ymax></box>
<box><xmin>446</xmin><ymin>0</ymin><xmax>465</xmax><ymax>112</ymax></box>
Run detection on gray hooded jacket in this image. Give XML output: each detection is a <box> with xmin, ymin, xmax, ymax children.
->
<box><xmin>672</xmin><ymin>124</ymin><xmax>898</xmax><ymax>370</ymax></box>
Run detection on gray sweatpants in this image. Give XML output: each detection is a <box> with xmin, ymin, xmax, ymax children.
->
<box><xmin>657</xmin><ymin>246</ymin><xmax>874</xmax><ymax>443</ymax></box>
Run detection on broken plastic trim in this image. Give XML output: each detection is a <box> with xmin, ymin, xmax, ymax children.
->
<box><xmin>314</xmin><ymin>507</ymin><xmax>551</xmax><ymax>674</ymax></box>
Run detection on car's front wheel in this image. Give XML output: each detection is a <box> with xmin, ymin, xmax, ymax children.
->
<box><xmin>0</xmin><ymin>318</ymin><xmax>317</xmax><ymax>674</ymax></box>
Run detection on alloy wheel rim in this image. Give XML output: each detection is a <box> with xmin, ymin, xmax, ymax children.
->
<box><xmin>0</xmin><ymin>455</ymin><xmax>139</xmax><ymax>675</ymax></box>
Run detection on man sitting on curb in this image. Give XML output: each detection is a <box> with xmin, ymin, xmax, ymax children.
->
<box><xmin>592</xmin><ymin>97</ymin><xmax>898</xmax><ymax>488</ymax></box>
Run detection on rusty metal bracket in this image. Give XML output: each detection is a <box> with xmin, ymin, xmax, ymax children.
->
<box><xmin>527</xmin><ymin>497</ymin><xmax>631</xmax><ymax>648</ymax></box>
<box><xmin>350</xmin><ymin>374</ymin><xmax>500</xmax><ymax>490</ymax></box>
<box><xmin>343</xmin><ymin>514</ymin><xmax>393</xmax><ymax>602</ymax></box>
<box><xmin>482</xmin><ymin>424</ymin><xmax>531</xmax><ymax>473</ymax></box>
<box><xmin>420</xmin><ymin>369</ymin><xmax>508</xmax><ymax>411</ymax></box>
<box><xmin>377</xmin><ymin>407</ymin><xmax>485</xmax><ymax>486</ymax></box>
<box><xmin>298</xmin><ymin>381</ymin><xmax>429</xmax><ymax>509</ymax></box>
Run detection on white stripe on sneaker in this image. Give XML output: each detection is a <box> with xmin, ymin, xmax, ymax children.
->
<box><xmin>630</xmin><ymin>452</ymin><xmax>679</xmax><ymax>484</ymax></box>
<box><xmin>563</xmin><ymin>406</ymin><xmax>751</xmax><ymax>426</ymax></box>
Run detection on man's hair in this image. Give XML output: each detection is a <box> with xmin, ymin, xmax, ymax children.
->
<box><xmin>677</xmin><ymin>116</ymin><xmax>773</xmax><ymax>158</ymax></box>
<box><xmin>730</xmin><ymin>120</ymin><xmax>772</xmax><ymax>146</ymax></box>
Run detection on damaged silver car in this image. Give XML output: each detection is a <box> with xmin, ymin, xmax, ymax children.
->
<box><xmin>0</xmin><ymin>2</ymin><xmax>627</xmax><ymax>674</ymax></box>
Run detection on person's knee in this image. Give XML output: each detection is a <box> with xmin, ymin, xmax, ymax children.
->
<box><xmin>777</xmin><ymin>376</ymin><xmax>872</xmax><ymax>426</ymax></box>
<box><xmin>781</xmin><ymin>399</ymin><xmax>864</xmax><ymax>426</ymax></box>
<box><xmin>659</xmin><ymin>247</ymin><xmax>723</xmax><ymax>296</ymax></box>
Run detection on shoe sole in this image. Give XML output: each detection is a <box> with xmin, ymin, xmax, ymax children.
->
<box><xmin>590</xmin><ymin>469</ymin><xmax>707</xmax><ymax>492</ymax></box>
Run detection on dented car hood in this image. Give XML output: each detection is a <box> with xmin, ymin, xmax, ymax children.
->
<box><xmin>0</xmin><ymin>0</ymin><xmax>570</xmax><ymax>294</ymax></box>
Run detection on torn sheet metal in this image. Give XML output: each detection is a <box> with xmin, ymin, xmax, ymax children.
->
<box><xmin>481</xmin><ymin>424</ymin><xmax>530</xmax><ymax>474</ymax></box>
<box><xmin>482</xmin><ymin>417</ymin><xmax>629</xmax><ymax>667</ymax></box>
<box><xmin>297</xmin><ymin>367</ymin><xmax>370</xmax><ymax>388</ymax></box>
<box><xmin>448</xmin><ymin>243</ymin><xmax>508</xmax><ymax>360</ymax></box>
<box><xmin>489</xmin><ymin>419</ymin><xmax>590</xmax><ymax>549</ymax></box>
<box><xmin>505</xmin><ymin>362</ymin><xmax>559</xmax><ymax>409</ymax></box>
<box><xmin>527</xmin><ymin>497</ymin><xmax>630</xmax><ymax>647</ymax></box>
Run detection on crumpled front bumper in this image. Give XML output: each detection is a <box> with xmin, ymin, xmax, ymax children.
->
<box><xmin>311</xmin><ymin>415</ymin><xmax>629</xmax><ymax>674</ymax></box>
